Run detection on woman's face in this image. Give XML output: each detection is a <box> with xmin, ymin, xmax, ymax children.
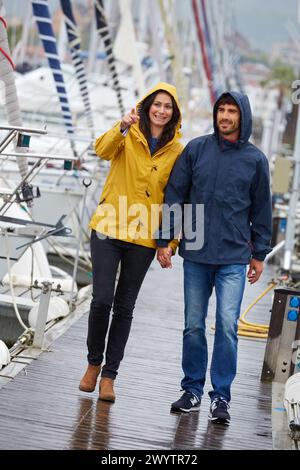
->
<box><xmin>149</xmin><ymin>92</ymin><xmax>173</xmax><ymax>130</ymax></box>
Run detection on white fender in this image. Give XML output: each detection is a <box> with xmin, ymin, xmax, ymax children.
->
<box><xmin>0</xmin><ymin>340</ymin><xmax>11</xmax><ymax>368</ymax></box>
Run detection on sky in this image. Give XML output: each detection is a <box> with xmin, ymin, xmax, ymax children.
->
<box><xmin>2</xmin><ymin>0</ymin><xmax>300</xmax><ymax>54</ymax></box>
<box><xmin>234</xmin><ymin>0</ymin><xmax>299</xmax><ymax>52</ymax></box>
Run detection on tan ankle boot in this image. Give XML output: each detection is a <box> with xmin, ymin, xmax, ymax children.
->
<box><xmin>99</xmin><ymin>377</ymin><xmax>115</xmax><ymax>402</ymax></box>
<box><xmin>79</xmin><ymin>364</ymin><xmax>101</xmax><ymax>392</ymax></box>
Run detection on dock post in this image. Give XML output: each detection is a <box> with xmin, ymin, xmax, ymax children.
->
<box><xmin>261</xmin><ymin>288</ymin><xmax>300</xmax><ymax>382</ymax></box>
<box><xmin>32</xmin><ymin>281</ymin><xmax>52</xmax><ymax>349</ymax></box>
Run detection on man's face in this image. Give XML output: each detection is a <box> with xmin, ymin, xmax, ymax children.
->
<box><xmin>216</xmin><ymin>103</ymin><xmax>240</xmax><ymax>136</ymax></box>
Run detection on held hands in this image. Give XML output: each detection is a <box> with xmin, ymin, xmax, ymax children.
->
<box><xmin>157</xmin><ymin>247</ymin><xmax>173</xmax><ymax>269</ymax></box>
<box><xmin>247</xmin><ymin>258</ymin><xmax>264</xmax><ymax>284</ymax></box>
<box><xmin>120</xmin><ymin>108</ymin><xmax>139</xmax><ymax>131</ymax></box>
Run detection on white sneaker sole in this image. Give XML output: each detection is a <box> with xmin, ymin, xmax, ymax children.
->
<box><xmin>208</xmin><ymin>414</ymin><xmax>230</xmax><ymax>425</ymax></box>
<box><xmin>171</xmin><ymin>404</ymin><xmax>201</xmax><ymax>413</ymax></box>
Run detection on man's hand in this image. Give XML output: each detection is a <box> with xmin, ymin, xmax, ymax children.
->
<box><xmin>247</xmin><ymin>258</ymin><xmax>264</xmax><ymax>284</ymax></box>
<box><xmin>120</xmin><ymin>108</ymin><xmax>139</xmax><ymax>131</ymax></box>
<box><xmin>157</xmin><ymin>247</ymin><xmax>173</xmax><ymax>269</ymax></box>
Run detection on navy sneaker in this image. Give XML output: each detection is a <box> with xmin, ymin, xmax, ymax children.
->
<box><xmin>171</xmin><ymin>391</ymin><xmax>201</xmax><ymax>413</ymax></box>
<box><xmin>208</xmin><ymin>397</ymin><xmax>230</xmax><ymax>425</ymax></box>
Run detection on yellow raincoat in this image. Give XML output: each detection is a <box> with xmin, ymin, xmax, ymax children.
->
<box><xmin>89</xmin><ymin>82</ymin><xmax>183</xmax><ymax>251</ymax></box>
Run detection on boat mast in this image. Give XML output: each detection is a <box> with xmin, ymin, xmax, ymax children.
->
<box><xmin>31</xmin><ymin>0</ymin><xmax>77</xmax><ymax>161</ymax></box>
<box><xmin>113</xmin><ymin>0</ymin><xmax>145</xmax><ymax>98</ymax></box>
<box><xmin>0</xmin><ymin>1</ymin><xmax>28</xmax><ymax>181</ymax></box>
<box><xmin>204</xmin><ymin>0</ymin><xmax>225</xmax><ymax>94</ymax></box>
<box><xmin>11</xmin><ymin>0</ymin><xmax>32</xmax><ymax>67</ymax></box>
<box><xmin>158</xmin><ymin>0</ymin><xmax>188</xmax><ymax>114</ymax></box>
<box><xmin>60</xmin><ymin>0</ymin><xmax>94</xmax><ymax>136</ymax></box>
<box><xmin>93</xmin><ymin>0</ymin><xmax>125</xmax><ymax>116</ymax></box>
<box><xmin>148</xmin><ymin>0</ymin><xmax>166</xmax><ymax>82</ymax></box>
<box><xmin>191</xmin><ymin>0</ymin><xmax>216</xmax><ymax>105</ymax></box>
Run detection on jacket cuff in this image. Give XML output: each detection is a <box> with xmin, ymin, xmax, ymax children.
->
<box><xmin>120</xmin><ymin>126</ymin><xmax>129</xmax><ymax>136</ymax></box>
<box><xmin>252</xmin><ymin>253</ymin><xmax>266</xmax><ymax>261</ymax></box>
<box><xmin>156</xmin><ymin>239</ymin><xmax>169</xmax><ymax>248</ymax></box>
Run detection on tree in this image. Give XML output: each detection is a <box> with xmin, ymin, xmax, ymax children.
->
<box><xmin>261</xmin><ymin>60</ymin><xmax>296</xmax><ymax>94</ymax></box>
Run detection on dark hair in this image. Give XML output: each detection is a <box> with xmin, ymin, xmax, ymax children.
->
<box><xmin>216</xmin><ymin>93</ymin><xmax>238</xmax><ymax>109</ymax></box>
<box><xmin>138</xmin><ymin>90</ymin><xmax>181</xmax><ymax>152</ymax></box>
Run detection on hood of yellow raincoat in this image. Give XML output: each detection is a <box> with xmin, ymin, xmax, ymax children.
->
<box><xmin>136</xmin><ymin>82</ymin><xmax>182</xmax><ymax>138</ymax></box>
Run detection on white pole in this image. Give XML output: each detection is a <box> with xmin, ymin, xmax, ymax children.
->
<box><xmin>13</xmin><ymin>1</ymin><xmax>32</xmax><ymax>65</ymax></box>
<box><xmin>261</xmin><ymin>118</ymin><xmax>273</xmax><ymax>161</ymax></box>
<box><xmin>149</xmin><ymin>0</ymin><xmax>166</xmax><ymax>82</ymax></box>
<box><xmin>283</xmin><ymin>105</ymin><xmax>300</xmax><ymax>271</ymax></box>
<box><xmin>57</xmin><ymin>12</ymin><xmax>67</xmax><ymax>63</ymax></box>
<box><xmin>282</xmin><ymin>0</ymin><xmax>300</xmax><ymax>271</ymax></box>
<box><xmin>113</xmin><ymin>0</ymin><xmax>146</xmax><ymax>98</ymax></box>
<box><xmin>271</xmin><ymin>107</ymin><xmax>283</xmax><ymax>156</ymax></box>
<box><xmin>87</xmin><ymin>17</ymin><xmax>97</xmax><ymax>75</ymax></box>
<box><xmin>69</xmin><ymin>178</ymin><xmax>91</xmax><ymax>306</ymax></box>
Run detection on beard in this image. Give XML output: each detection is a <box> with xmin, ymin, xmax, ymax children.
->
<box><xmin>218</xmin><ymin>121</ymin><xmax>239</xmax><ymax>135</ymax></box>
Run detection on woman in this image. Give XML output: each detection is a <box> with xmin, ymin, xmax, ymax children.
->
<box><xmin>79</xmin><ymin>82</ymin><xmax>183</xmax><ymax>402</ymax></box>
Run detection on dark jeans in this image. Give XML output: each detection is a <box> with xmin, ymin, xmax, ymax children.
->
<box><xmin>87</xmin><ymin>230</ymin><xmax>155</xmax><ymax>379</ymax></box>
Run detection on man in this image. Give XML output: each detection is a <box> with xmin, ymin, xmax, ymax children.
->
<box><xmin>157</xmin><ymin>92</ymin><xmax>272</xmax><ymax>424</ymax></box>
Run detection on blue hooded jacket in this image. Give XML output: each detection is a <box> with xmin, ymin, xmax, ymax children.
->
<box><xmin>157</xmin><ymin>91</ymin><xmax>272</xmax><ymax>264</ymax></box>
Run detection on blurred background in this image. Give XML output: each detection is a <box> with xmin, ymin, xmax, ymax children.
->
<box><xmin>1</xmin><ymin>0</ymin><xmax>299</xmax><ymax>145</ymax></box>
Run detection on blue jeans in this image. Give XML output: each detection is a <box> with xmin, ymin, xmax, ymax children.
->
<box><xmin>181</xmin><ymin>260</ymin><xmax>246</xmax><ymax>402</ymax></box>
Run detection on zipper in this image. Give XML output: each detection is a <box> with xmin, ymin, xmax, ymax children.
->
<box><xmin>232</xmin><ymin>222</ymin><xmax>252</xmax><ymax>251</ymax></box>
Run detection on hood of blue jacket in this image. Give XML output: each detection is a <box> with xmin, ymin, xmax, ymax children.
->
<box><xmin>213</xmin><ymin>91</ymin><xmax>253</xmax><ymax>145</ymax></box>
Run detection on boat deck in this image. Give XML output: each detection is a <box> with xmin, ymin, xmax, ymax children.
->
<box><xmin>0</xmin><ymin>257</ymin><xmax>276</xmax><ymax>450</ymax></box>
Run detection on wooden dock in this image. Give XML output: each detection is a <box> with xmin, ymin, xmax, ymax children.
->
<box><xmin>0</xmin><ymin>256</ymin><xmax>276</xmax><ymax>450</ymax></box>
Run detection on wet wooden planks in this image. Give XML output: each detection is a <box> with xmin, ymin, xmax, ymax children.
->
<box><xmin>0</xmin><ymin>257</ymin><xmax>275</xmax><ymax>450</ymax></box>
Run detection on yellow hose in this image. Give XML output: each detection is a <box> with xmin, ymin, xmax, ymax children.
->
<box><xmin>211</xmin><ymin>281</ymin><xmax>277</xmax><ymax>339</ymax></box>
<box><xmin>238</xmin><ymin>281</ymin><xmax>277</xmax><ymax>338</ymax></box>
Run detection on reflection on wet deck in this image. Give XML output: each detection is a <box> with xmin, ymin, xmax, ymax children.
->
<box><xmin>0</xmin><ymin>257</ymin><xmax>275</xmax><ymax>450</ymax></box>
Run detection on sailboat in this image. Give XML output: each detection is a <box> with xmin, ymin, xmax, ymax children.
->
<box><xmin>0</xmin><ymin>4</ymin><xmax>80</xmax><ymax>351</ymax></box>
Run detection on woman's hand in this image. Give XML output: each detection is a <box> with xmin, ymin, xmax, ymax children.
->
<box><xmin>120</xmin><ymin>108</ymin><xmax>139</xmax><ymax>132</ymax></box>
<box><xmin>157</xmin><ymin>247</ymin><xmax>173</xmax><ymax>269</ymax></box>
